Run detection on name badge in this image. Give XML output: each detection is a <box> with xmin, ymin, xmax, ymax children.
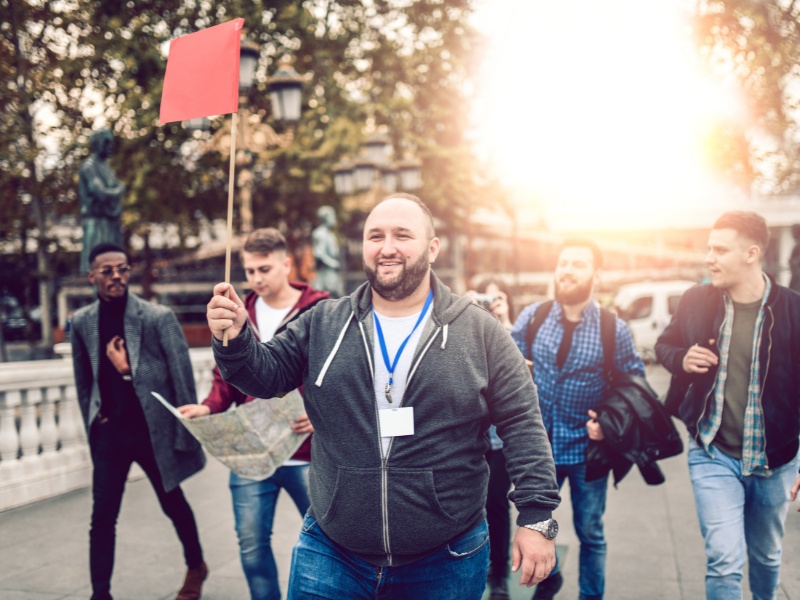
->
<box><xmin>378</xmin><ymin>406</ymin><xmax>415</xmax><ymax>438</ymax></box>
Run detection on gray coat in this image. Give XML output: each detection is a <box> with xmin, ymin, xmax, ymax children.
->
<box><xmin>214</xmin><ymin>272</ymin><xmax>559</xmax><ymax>566</ymax></box>
<box><xmin>71</xmin><ymin>293</ymin><xmax>204</xmax><ymax>492</ymax></box>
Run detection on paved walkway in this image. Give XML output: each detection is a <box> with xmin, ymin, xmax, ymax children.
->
<box><xmin>2</xmin><ymin>366</ymin><xmax>800</xmax><ymax>599</ymax></box>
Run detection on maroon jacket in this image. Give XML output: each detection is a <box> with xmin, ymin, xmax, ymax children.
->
<box><xmin>203</xmin><ymin>281</ymin><xmax>329</xmax><ymax>461</ymax></box>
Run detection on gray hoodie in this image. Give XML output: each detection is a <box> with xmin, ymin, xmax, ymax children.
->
<box><xmin>214</xmin><ymin>273</ymin><xmax>559</xmax><ymax>566</ymax></box>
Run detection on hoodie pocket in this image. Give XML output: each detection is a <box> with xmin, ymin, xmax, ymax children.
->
<box><xmin>386</xmin><ymin>467</ymin><xmax>461</xmax><ymax>556</ymax></box>
<box><xmin>315</xmin><ymin>465</ymin><xmax>463</xmax><ymax>557</ymax></box>
<box><xmin>316</xmin><ymin>466</ymin><xmax>385</xmax><ymax>554</ymax></box>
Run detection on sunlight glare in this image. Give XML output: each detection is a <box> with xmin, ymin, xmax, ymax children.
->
<box><xmin>472</xmin><ymin>0</ymin><xmax>745</xmax><ymax>230</ymax></box>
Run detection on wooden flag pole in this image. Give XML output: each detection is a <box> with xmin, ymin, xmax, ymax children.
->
<box><xmin>223</xmin><ymin>111</ymin><xmax>238</xmax><ymax>347</ymax></box>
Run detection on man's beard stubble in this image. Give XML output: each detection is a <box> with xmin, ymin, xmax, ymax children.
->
<box><xmin>555</xmin><ymin>278</ymin><xmax>593</xmax><ymax>306</ymax></box>
<box><xmin>364</xmin><ymin>251</ymin><xmax>431</xmax><ymax>301</ymax></box>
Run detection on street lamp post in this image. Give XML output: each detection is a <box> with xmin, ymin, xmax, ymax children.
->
<box><xmin>332</xmin><ymin>132</ymin><xmax>422</xmax><ymax>212</ymax></box>
<box><xmin>187</xmin><ymin>41</ymin><xmax>305</xmax><ymax>234</ymax></box>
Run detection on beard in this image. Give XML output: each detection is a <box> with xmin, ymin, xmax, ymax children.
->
<box><xmin>555</xmin><ymin>277</ymin><xmax>593</xmax><ymax>305</ymax></box>
<box><xmin>364</xmin><ymin>251</ymin><xmax>431</xmax><ymax>301</ymax></box>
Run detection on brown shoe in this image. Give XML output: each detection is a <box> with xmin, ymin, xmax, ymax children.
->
<box><xmin>175</xmin><ymin>561</ymin><xmax>208</xmax><ymax>600</ymax></box>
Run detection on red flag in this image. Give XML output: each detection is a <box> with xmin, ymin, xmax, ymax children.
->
<box><xmin>159</xmin><ymin>18</ymin><xmax>244</xmax><ymax>124</ymax></box>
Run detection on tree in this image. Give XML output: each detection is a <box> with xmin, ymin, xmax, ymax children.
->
<box><xmin>694</xmin><ymin>0</ymin><xmax>800</xmax><ymax>193</ymax></box>
<box><xmin>0</xmin><ymin>0</ymin><xmax>487</xmax><ymax>350</ymax></box>
<box><xmin>1</xmin><ymin>0</ymin><xmax>94</xmax><ymax>351</ymax></box>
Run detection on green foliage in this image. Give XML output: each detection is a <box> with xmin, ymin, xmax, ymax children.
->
<box><xmin>2</xmin><ymin>0</ymin><xmax>487</xmax><ymax>259</ymax></box>
<box><xmin>694</xmin><ymin>0</ymin><xmax>800</xmax><ymax>192</ymax></box>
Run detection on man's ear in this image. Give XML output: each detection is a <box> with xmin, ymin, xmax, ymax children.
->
<box><xmin>428</xmin><ymin>237</ymin><xmax>441</xmax><ymax>264</ymax></box>
<box><xmin>746</xmin><ymin>244</ymin><xmax>761</xmax><ymax>264</ymax></box>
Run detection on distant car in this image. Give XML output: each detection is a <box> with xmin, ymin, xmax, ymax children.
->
<box><xmin>612</xmin><ymin>280</ymin><xmax>696</xmax><ymax>363</ymax></box>
<box><xmin>1</xmin><ymin>293</ymin><xmax>27</xmax><ymax>341</ymax></box>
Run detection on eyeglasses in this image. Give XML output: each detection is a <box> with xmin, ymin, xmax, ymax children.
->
<box><xmin>93</xmin><ymin>265</ymin><xmax>131</xmax><ymax>277</ymax></box>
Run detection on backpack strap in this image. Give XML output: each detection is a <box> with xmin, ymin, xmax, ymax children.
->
<box><xmin>527</xmin><ymin>301</ymin><xmax>617</xmax><ymax>382</ymax></box>
<box><xmin>524</xmin><ymin>300</ymin><xmax>554</xmax><ymax>361</ymax></box>
<box><xmin>599</xmin><ymin>308</ymin><xmax>617</xmax><ymax>382</ymax></box>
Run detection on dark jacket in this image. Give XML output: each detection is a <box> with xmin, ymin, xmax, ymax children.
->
<box><xmin>203</xmin><ymin>282</ymin><xmax>329</xmax><ymax>462</ymax></box>
<box><xmin>213</xmin><ymin>272</ymin><xmax>560</xmax><ymax>566</ymax></box>
<box><xmin>71</xmin><ymin>292</ymin><xmax>205</xmax><ymax>492</ymax></box>
<box><xmin>586</xmin><ymin>373</ymin><xmax>683</xmax><ymax>486</ymax></box>
<box><xmin>655</xmin><ymin>279</ymin><xmax>800</xmax><ymax>471</ymax></box>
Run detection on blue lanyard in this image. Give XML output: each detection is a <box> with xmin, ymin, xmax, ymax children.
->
<box><xmin>373</xmin><ymin>289</ymin><xmax>433</xmax><ymax>403</ymax></box>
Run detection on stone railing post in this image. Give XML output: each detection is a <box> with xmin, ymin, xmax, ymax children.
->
<box><xmin>18</xmin><ymin>388</ymin><xmax>42</xmax><ymax>476</ymax></box>
<box><xmin>40</xmin><ymin>385</ymin><xmax>61</xmax><ymax>469</ymax></box>
<box><xmin>0</xmin><ymin>390</ymin><xmax>23</xmax><ymax>481</ymax></box>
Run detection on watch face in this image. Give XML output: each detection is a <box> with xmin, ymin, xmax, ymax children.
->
<box><xmin>547</xmin><ymin>519</ymin><xmax>559</xmax><ymax>539</ymax></box>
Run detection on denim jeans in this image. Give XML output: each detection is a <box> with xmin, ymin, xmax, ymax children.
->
<box><xmin>230</xmin><ymin>465</ymin><xmax>311</xmax><ymax>600</ymax></box>
<box><xmin>552</xmin><ymin>462</ymin><xmax>608</xmax><ymax>600</ymax></box>
<box><xmin>688</xmin><ymin>438</ymin><xmax>797</xmax><ymax>600</ymax></box>
<box><xmin>287</xmin><ymin>515</ymin><xmax>489</xmax><ymax>600</ymax></box>
<box><xmin>89</xmin><ymin>419</ymin><xmax>203</xmax><ymax>599</ymax></box>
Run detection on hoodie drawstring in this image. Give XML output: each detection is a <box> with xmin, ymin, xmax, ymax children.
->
<box><xmin>315</xmin><ymin>312</ymin><xmax>354</xmax><ymax>387</ymax></box>
<box><xmin>440</xmin><ymin>323</ymin><xmax>448</xmax><ymax>349</ymax></box>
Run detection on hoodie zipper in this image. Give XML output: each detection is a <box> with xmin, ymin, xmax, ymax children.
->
<box><xmin>357</xmin><ymin>320</ymin><xmax>395</xmax><ymax>563</ymax></box>
<box><xmin>361</xmin><ymin>322</ymin><xmax>443</xmax><ymax>566</ymax></box>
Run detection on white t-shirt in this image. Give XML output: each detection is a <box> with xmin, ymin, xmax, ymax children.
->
<box><xmin>255</xmin><ymin>297</ymin><xmax>293</xmax><ymax>343</ymax></box>
<box><xmin>254</xmin><ymin>297</ymin><xmax>303</xmax><ymax>465</ymax></box>
<box><xmin>372</xmin><ymin>303</ymin><xmax>433</xmax><ymax>456</ymax></box>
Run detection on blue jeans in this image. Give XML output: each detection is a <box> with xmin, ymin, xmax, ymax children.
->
<box><xmin>287</xmin><ymin>515</ymin><xmax>489</xmax><ymax>599</ymax></box>
<box><xmin>552</xmin><ymin>462</ymin><xmax>608</xmax><ymax>600</ymax></box>
<box><xmin>230</xmin><ymin>465</ymin><xmax>311</xmax><ymax>600</ymax></box>
<box><xmin>688</xmin><ymin>439</ymin><xmax>797</xmax><ymax>600</ymax></box>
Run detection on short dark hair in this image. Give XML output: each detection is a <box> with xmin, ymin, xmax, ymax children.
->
<box><xmin>560</xmin><ymin>238</ymin><xmax>603</xmax><ymax>270</ymax></box>
<box><xmin>88</xmin><ymin>242</ymin><xmax>127</xmax><ymax>266</ymax></box>
<box><xmin>242</xmin><ymin>228</ymin><xmax>288</xmax><ymax>258</ymax></box>
<box><xmin>377</xmin><ymin>193</ymin><xmax>436</xmax><ymax>238</ymax></box>
<box><xmin>713</xmin><ymin>211</ymin><xmax>769</xmax><ymax>251</ymax></box>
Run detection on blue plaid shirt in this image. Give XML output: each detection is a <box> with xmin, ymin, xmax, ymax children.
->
<box><xmin>511</xmin><ymin>301</ymin><xmax>645</xmax><ymax>465</ymax></box>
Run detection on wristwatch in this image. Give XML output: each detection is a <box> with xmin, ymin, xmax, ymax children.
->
<box><xmin>523</xmin><ymin>518</ymin><xmax>559</xmax><ymax>539</ymax></box>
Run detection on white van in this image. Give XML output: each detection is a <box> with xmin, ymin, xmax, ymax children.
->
<box><xmin>612</xmin><ymin>280</ymin><xmax>696</xmax><ymax>363</ymax></box>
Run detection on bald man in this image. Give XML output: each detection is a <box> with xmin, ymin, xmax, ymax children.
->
<box><xmin>207</xmin><ymin>194</ymin><xmax>560</xmax><ymax>600</ymax></box>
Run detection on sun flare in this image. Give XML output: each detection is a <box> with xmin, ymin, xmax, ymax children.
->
<box><xmin>472</xmin><ymin>0</ymin><xmax>744</xmax><ymax>230</ymax></box>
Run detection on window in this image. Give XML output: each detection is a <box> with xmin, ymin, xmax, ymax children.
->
<box><xmin>621</xmin><ymin>296</ymin><xmax>653</xmax><ymax>320</ymax></box>
<box><xmin>667</xmin><ymin>295</ymin><xmax>683</xmax><ymax>316</ymax></box>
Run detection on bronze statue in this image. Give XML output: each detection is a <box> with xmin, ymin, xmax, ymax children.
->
<box><xmin>79</xmin><ymin>129</ymin><xmax>125</xmax><ymax>273</ymax></box>
<box><xmin>312</xmin><ymin>205</ymin><xmax>343</xmax><ymax>297</ymax></box>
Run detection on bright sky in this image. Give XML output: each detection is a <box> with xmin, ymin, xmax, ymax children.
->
<box><xmin>471</xmin><ymin>0</ymin><xmax>747</xmax><ymax>230</ymax></box>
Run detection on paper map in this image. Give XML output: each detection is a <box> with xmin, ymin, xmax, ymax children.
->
<box><xmin>151</xmin><ymin>390</ymin><xmax>309</xmax><ymax>481</ymax></box>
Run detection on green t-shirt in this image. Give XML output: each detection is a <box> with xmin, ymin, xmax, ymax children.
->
<box><xmin>713</xmin><ymin>299</ymin><xmax>761</xmax><ymax>459</ymax></box>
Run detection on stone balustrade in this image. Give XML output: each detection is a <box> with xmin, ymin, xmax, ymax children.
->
<box><xmin>0</xmin><ymin>347</ymin><xmax>216</xmax><ymax>512</ymax></box>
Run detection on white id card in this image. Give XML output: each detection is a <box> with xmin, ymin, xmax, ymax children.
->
<box><xmin>378</xmin><ymin>406</ymin><xmax>415</xmax><ymax>437</ymax></box>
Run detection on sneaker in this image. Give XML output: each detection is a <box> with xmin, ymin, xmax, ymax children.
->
<box><xmin>532</xmin><ymin>571</ymin><xmax>563</xmax><ymax>600</ymax></box>
<box><xmin>489</xmin><ymin>577</ymin><xmax>511</xmax><ymax>600</ymax></box>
